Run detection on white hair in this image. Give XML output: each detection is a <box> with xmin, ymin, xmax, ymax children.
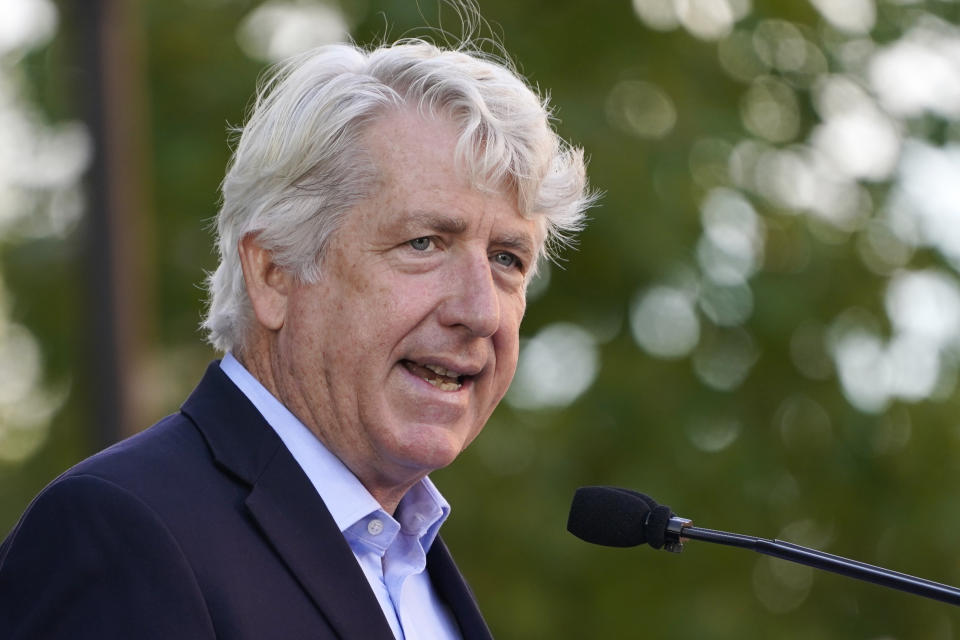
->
<box><xmin>203</xmin><ymin>39</ymin><xmax>594</xmax><ymax>354</ymax></box>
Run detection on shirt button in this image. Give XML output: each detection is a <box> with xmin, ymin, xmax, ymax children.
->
<box><xmin>367</xmin><ymin>519</ymin><xmax>384</xmax><ymax>535</ymax></box>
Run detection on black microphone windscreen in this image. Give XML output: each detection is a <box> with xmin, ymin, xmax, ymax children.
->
<box><xmin>567</xmin><ymin>486</ymin><xmax>656</xmax><ymax>547</ymax></box>
<box><xmin>644</xmin><ymin>504</ymin><xmax>674</xmax><ymax>550</ymax></box>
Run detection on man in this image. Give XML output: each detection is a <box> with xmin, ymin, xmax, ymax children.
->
<box><xmin>0</xmin><ymin>38</ymin><xmax>591</xmax><ymax>638</ymax></box>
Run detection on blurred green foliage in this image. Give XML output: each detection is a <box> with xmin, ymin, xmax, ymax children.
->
<box><xmin>3</xmin><ymin>0</ymin><xmax>960</xmax><ymax>637</ymax></box>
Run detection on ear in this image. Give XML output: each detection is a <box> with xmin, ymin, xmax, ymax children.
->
<box><xmin>238</xmin><ymin>233</ymin><xmax>292</xmax><ymax>332</ymax></box>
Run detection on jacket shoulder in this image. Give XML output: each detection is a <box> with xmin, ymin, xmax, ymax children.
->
<box><xmin>0</xmin><ymin>471</ymin><xmax>216</xmax><ymax>638</ymax></box>
<box><xmin>68</xmin><ymin>411</ymin><xmax>213</xmax><ymax>488</ymax></box>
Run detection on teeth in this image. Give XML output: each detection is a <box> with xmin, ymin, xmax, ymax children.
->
<box><xmin>403</xmin><ymin>360</ymin><xmax>464</xmax><ymax>391</ymax></box>
<box><xmin>426</xmin><ymin>378</ymin><xmax>462</xmax><ymax>391</ymax></box>
<box><xmin>425</xmin><ymin>363</ymin><xmax>460</xmax><ymax>378</ymax></box>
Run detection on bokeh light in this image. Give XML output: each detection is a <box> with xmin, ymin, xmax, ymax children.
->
<box><xmin>697</xmin><ymin>280</ymin><xmax>753</xmax><ymax>327</ymax></box>
<box><xmin>684</xmin><ymin>415</ymin><xmax>741</xmax><ymax>452</ymax></box>
<box><xmin>630</xmin><ymin>285</ymin><xmax>700</xmax><ymax>359</ymax></box>
<box><xmin>740</xmin><ymin>75</ymin><xmax>801</xmax><ymax>143</ymax></box>
<box><xmin>632</xmin><ymin>0</ymin><xmax>750</xmax><ymax>40</ymax></box>
<box><xmin>697</xmin><ymin>187</ymin><xmax>764</xmax><ymax>285</ymax></box>
<box><xmin>869</xmin><ymin>16</ymin><xmax>960</xmax><ymax>119</ymax></box>
<box><xmin>887</xmin><ymin>140</ymin><xmax>960</xmax><ymax>268</ymax></box>
<box><xmin>0</xmin><ymin>0</ymin><xmax>56</xmax><ymax>58</ymax></box>
<box><xmin>810</xmin><ymin>75</ymin><xmax>901</xmax><ymax>181</ymax></box>
<box><xmin>606</xmin><ymin>80</ymin><xmax>677</xmax><ymax>140</ymax></box>
<box><xmin>237</xmin><ymin>0</ymin><xmax>350</xmax><ymax>63</ymax></box>
<box><xmin>691</xmin><ymin>326</ymin><xmax>758</xmax><ymax>391</ymax></box>
<box><xmin>809</xmin><ymin>0</ymin><xmax>876</xmax><ymax>35</ymax></box>
<box><xmin>775</xmin><ymin>394</ymin><xmax>833</xmax><ymax>451</ymax></box>
<box><xmin>507</xmin><ymin>323</ymin><xmax>599</xmax><ymax>410</ymax></box>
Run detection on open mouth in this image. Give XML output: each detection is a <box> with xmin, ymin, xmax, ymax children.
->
<box><xmin>402</xmin><ymin>360</ymin><xmax>466</xmax><ymax>391</ymax></box>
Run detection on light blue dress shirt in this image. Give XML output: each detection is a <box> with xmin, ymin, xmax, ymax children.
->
<box><xmin>220</xmin><ymin>354</ymin><xmax>462</xmax><ymax>640</ymax></box>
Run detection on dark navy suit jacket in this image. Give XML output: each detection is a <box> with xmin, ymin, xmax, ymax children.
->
<box><xmin>0</xmin><ymin>362</ymin><xmax>493</xmax><ymax>639</ymax></box>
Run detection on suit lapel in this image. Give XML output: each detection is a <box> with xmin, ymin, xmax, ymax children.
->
<box><xmin>428</xmin><ymin>538</ymin><xmax>494</xmax><ymax>640</ymax></box>
<box><xmin>182</xmin><ymin>363</ymin><xmax>395</xmax><ymax>640</ymax></box>
<box><xmin>246</xmin><ymin>446</ymin><xmax>395</xmax><ymax>640</ymax></box>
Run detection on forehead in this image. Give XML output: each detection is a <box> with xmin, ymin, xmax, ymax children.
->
<box><xmin>363</xmin><ymin>109</ymin><xmax>482</xmax><ymax>200</ymax></box>
<box><xmin>355</xmin><ymin>109</ymin><xmax>545</xmax><ymax>246</ymax></box>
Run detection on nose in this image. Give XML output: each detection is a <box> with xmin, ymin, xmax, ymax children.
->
<box><xmin>438</xmin><ymin>251</ymin><xmax>501</xmax><ymax>338</ymax></box>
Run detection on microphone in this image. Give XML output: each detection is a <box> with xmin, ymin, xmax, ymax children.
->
<box><xmin>566</xmin><ymin>486</ymin><xmax>685</xmax><ymax>550</ymax></box>
<box><xmin>567</xmin><ymin>486</ymin><xmax>960</xmax><ymax>607</ymax></box>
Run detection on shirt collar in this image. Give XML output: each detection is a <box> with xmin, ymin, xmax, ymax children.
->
<box><xmin>219</xmin><ymin>353</ymin><xmax>450</xmax><ymax>545</ymax></box>
<box><xmin>397</xmin><ymin>475</ymin><xmax>449</xmax><ymax>551</ymax></box>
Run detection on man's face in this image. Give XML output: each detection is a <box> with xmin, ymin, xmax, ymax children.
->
<box><xmin>271</xmin><ymin>109</ymin><xmax>539</xmax><ymax>498</ymax></box>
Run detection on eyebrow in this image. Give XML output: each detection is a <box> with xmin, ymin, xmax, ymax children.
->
<box><xmin>492</xmin><ymin>233</ymin><xmax>536</xmax><ymax>260</ymax></box>
<box><xmin>406</xmin><ymin>212</ymin><xmax>468</xmax><ymax>235</ymax></box>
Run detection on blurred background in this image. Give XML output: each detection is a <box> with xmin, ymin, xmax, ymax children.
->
<box><xmin>2</xmin><ymin>0</ymin><xmax>960</xmax><ymax>636</ymax></box>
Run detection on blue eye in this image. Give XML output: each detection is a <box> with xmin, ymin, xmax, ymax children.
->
<box><xmin>409</xmin><ymin>237</ymin><xmax>432</xmax><ymax>251</ymax></box>
<box><xmin>493</xmin><ymin>252</ymin><xmax>520</xmax><ymax>269</ymax></box>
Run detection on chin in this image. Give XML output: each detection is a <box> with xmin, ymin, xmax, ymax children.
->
<box><xmin>387</xmin><ymin>423</ymin><xmax>475</xmax><ymax>473</ymax></box>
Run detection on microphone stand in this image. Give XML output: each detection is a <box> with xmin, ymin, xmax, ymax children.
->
<box><xmin>665</xmin><ymin>518</ymin><xmax>960</xmax><ymax>607</ymax></box>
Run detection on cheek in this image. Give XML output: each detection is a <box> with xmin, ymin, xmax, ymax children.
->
<box><xmin>491</xmin><ymin>306</ymin><xmax>525</xmax><ymax>389</ymax></box>
<box><xmin>280</xmin><ymin>295</ymin><xmax>326</xmax><ymax>355</ymax></box>
<box><xmin>379</xmin><ymin>277</ymin><xmax>442</xmax><ymax>325</ymax></box>
<box><xmin>498</xmin><ymin>299</ymin><xmax>526</xmax><ymax>357</ymax></box>
<box><xmin>492</xmin><ymin>332</ymin><xmax>521</xmax><ymax>385</ymax></box>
